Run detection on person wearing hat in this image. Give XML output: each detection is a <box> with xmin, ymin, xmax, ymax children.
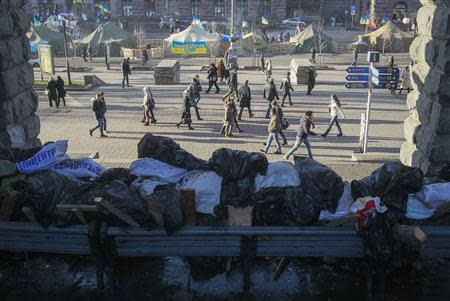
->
<box><xmin>280</xmin><ymin>72</ymin><xmax>294</xmax><ymax>106</ymax></box>
<box><xmin>261</xmin><ymin>103</ymin><xmax>282</xmax><ymax>154</ymax></box>
<box><xmin>263</xmin><ymin>78</ymin><xmax>279</xmax><ymax>118</ymax></box>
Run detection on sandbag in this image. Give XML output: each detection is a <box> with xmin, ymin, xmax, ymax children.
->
<box><xmin>209</xmin><ymin>148</ymin><xmax>268</xmax><ymax>180</ymax></box>
<box><xmin>130</xmin><ymin>158</ymin><xmax>187</xmax><ymax>183</ymax></box>
<box><xmin>319</xmin><ymin>182</ymin><xmax>354</xmax><ymax>221</ymax></box>
<box><xmin>137</xmin><ymin>133</ymin><xmax>209</xmax><ymax>170</ymax></box>
<box><xmin>176</xmin><ymin>170</ymin><xmax>222</xmax><ymax>214</ymax></box>
<box><xmin>16</xmin><ymin>140</ymin><xmax>68</xmax><ymax>174</ymax></box>
<box><xmin>96</xmin><ymin>168</ymin><xmax>136</xmax><ymax>185</ymax></box>
<box><xmin>148</xmin><ymin>185</ymin><xmax>183</xmax><ymax>234</ymax></box>
<box><xmin>131</xmin><ymin>177</ymin><xmax>169</xmax><ymax>200</ymax></box>
<box><xmin>414</xmin><ymin>183</ymin><xmax>450</xmax><ymax>209</ymax></box>
<box><xmin>52</xmin><ymin>158</ymin><xmax>105</xmax><ymax>180</ymax></box>
<box><xmin>294</xmin><ymin>158</ymin><xmax>344</xmax><ymax>213</ymax></box>
<box><xmin>254</xmin><ymin>161</ymin><xmax>300</xmax><ymax>192</ymax></box>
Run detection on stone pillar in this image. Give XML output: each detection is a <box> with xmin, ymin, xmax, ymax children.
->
<box><xmin>0</xmin><ymin>0</ymin><xmax>41</xmax><ymax>149</ymax></box>
<box><xmin>400</xmin><ymin>0</ymin><xmax>450</xmax><ymax>176</ymax></box>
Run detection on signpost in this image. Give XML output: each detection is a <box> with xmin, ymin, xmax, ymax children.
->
<box><xmin>350</xmin><ymin>5</ymin><xmax>356</xmax><ymax>30</ymax></box>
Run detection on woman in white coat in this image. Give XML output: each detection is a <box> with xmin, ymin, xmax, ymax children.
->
<box><xmin>321</xmin><ymin>94</ymin><xmax>345</xmax><ymax>137</ymax></box>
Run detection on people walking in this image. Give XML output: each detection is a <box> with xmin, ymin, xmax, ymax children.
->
<box><xmin>238</xmin><ymin>80</ymin><xmax>253</xmax><ymax>120</ymax></box>
<box><xmin>218</xmin><ymin>59</ymin><xmax>225</xmax><ymax>82</ymax></box>
<box><xmin>82</xmin><ymin>46</ymin><xmax>88</xmax><ymax>62</ymax></box>
<box><xmin>89</xmin><ymin>93</ymin><xmax>107</xmax><ymax>137</ymax></box>
<box><xmin>221</xmin><ymin>94</ymin><xmax>237</xmax><ymax>137</ymax></box>
<box><xmin>307</xmin><ymin>67</ymin><xmax>316</xmax><ymax>95</ymax></box>
<box><xmin>272</xmin><ymin>101</ymin><xmax>288</xmax><ymax>145</ymax></box>
<box><xmin>310</xmin><ymin>48</ymin><xmax>317</xmax><ymax>64</ymax></box>
<box><xmin>142</xmin><ymin>87</ymin><xmax>156</xmax><ymax>126</ymax></box>
<box><xmin>121</xmin><ymin>58</ymin><xmax>131</xmax><ymax>88</ymax></box>
<box><xmin>388</xmin><ymin>55</ymin><xmax>395</xmax><ymax>68</ymax></box>
<box><xmin>280</xmin><ymin>72</ymin><xmax>294</xmax><ymax>106</ymax></box>
<box><xmin>222</xmin><ymin>88</ymin><xmax>243</xmax><ymax>133</ymax></box>
<box><xmin>228</xmin><ymin>69</ymin><xmax>238</xmax><ymax>93</ymax></box>
<box><xmin>265</xmin><ymin>60</ymin><xmax>273</xmax><ymax>81</ymax></box>
<box><xmin>176</xmin><ymin>87</ymin><xmax>194</xmax><ymax>130</ymax></box>
<box><xmin>206</xmin><ymin>63</ymin><xmax>220</xmax><ymax>93</ymax></box>
<box><xmin>98</xmin><ymin>91</ymin><xmax>108</xmax><ymax>133</ymax></box>
<box><xmin>399</xmin><ymin>66</ymin><xmax>412</xmax><ymax>95</ymax></box>
<box><xmin>351</xmin><ymin>48</ymin><xmax>358</xmax><ymax>67</ymax></box>
<box><xmin>142</xmin><ymin>48</ymin><xmax>148</xmax><ymax>65</ymax></box>
<box><xmin>321</xmin><ymin>94</ymin><xmax>345</xmax><ymax>137</ymax></box>
<box><xmin>55</xmin><ymin>76</ymin><xmax>66</xmax><ymax>107</ymax></box>
<box><xmin>260</xmin><ymin>52</ymin><xmax>265</xmax><ymax>72</ymax></box>
<box><xmin>46</xmin><ymin>77</ymin><xmax>58</xmax><ymax>108</ymax></box>
<box><xmin>88</xmin><ymin>45</ymin><xmax>93</xmax><ymax>62</ymax></box>
<box><xmin>261</xmin><ymin>105</ymin><xmax>282</xmax><ymax>155</ymax></box>
<box><xmin>191</xmin><ymin>76</ymin><xmax>203</xmax><ymax>120</ymax></box>
<box><xmin>284</xmin><ymin>111</ymin><xmax>316</xmax><ymax>160</ymax></box>
<box><xmin>263</xmin><ymin>78</ymin><xmax>279</xmax><ymax>118</ymax></box>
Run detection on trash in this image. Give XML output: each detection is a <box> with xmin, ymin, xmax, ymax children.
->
<box><xmin>96</xmin><ymin>168</ymin><xmax>136</xmax><ymax>185</ymax></box>
<box><xmin>0</xmin><ymin>145</ymin><xmax>42</xmax><ymax>162</ymax></box>
<box><xmin>283</xmin><ymin>186</ymin><xmax>320</xmax><ymax>225</ymax></box>
<box><xmin>16</xmin><ymin>140</ymin><xmax>68</xmax><ymax>174</ymax></box>
<box><xmin>209</xmin><ymin>148</ymin><xmax>268</xmax><ymax>180</ymax></box>
<box><xmin>351</xmin><ymin>161</ymin><xmax>423</xmax><ymax>214</ymax></box>
<box><xmin>52</xmin><ymin>158</ymin><xmax>105</xmax><ymax>180</ymax></box>
<box><xmin>0</xmin><ymin>160</ymin><xmax>26</xmax><ymax>194</ymax></box>
<box><xmin>0</xmin><ymin>190</ymin><xmax>23</xmax><ymax>221</ymax></box>
<box><xmin>252</xmin><ymin>195</ymin><xmax>287</xmax><ymax>226</ymax></box>
<box><xmin>137</xmin><ymin>133</ymin><xmax>209</xmax><ymax>170</ymax></box>
<box><xmin>176</xmin><ymin>170</ymin><xmax>222</xmax><ymax>214</ymax></box>
<box><xmin>254</xmin><ymin>161</ymin><xmax>300</xmax><ymax>192</ymax></box>
<box><xmin>437</xmin><ymin>163</ymin><xmax>450</xmax><ymax>182</ymax></box>
<box><xmin>130</xmin><ymin>158</ymin><xmax>187</xmax><ymax>183</ymax></box>
<box><xmin>131</xmin><ymin>177</ymin><xmax>170</xmax><ymax>200</ymax></box>
<box><xmin>406</xmin><ymin>196</ymin><xmax>435</xmax><ymax>220</ymax></box>
<box><xmin>220</xmin><ymin>177</ymin><xmax>253</xmax><ymax>207</ymax></box>
<box><xmin>148</xmin><ymin>185</ymin><xmax>183</xmax><ymax>234</ymax></box>
<box><xmin>351</xmin><ymin>196</ymin><xmax>388</xmax><ymax>215</ymax></box>
<box><xmin>414</xmin><ymin>183</ymin><xmax>450</xmax><ymax>209</ymax></box>
<box><xmin>319</xmin><ymin>182</ymin><xmax>353</xmax><ymax>221</ymax></box>
<box><xmin>294</xmin><ymin>158</ymin><xmax>344</xmax><ymax>212</ymax></box>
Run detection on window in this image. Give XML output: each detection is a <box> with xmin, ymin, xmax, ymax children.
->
<box><xmin>261</xmin><ymin>0</ymin><xmax>270</xmax><ymax>17</ymax></box>
<box><xmin>123</xmin><ymin>0</ymin><xmax>132</xmax><ymax>16</ymax></box>
<box><xmin>145</xmin><ymin>0</ymin><xmax>155</xmax><ymax>17</ymax></box>
<box><xmin>167</xmin><ymin>0</ymin><xmax>180</xmax><ymax>15</ymax></box>
<box><xmin>192</xmin><ymin>0</ymin><xmax>201</xmax><ymax>17</ymax></box>
<box><xmin>214</xmin><ymin>0</ymin><xmax>225</xmax><ymax>17</ymax></box>
<box><xmin>237</xmin><ymin>0</ymin><xmax>248</xmax><ymax>17</ymax></box>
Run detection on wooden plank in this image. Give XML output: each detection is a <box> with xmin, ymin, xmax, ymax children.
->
<box><xmin>95</xmin><ymin>198</ymin><xmax>140</xmax><ymax>228</ymax></box>
<box><xmin>57</xmin><ymin>204</ymin><xmax>98</xmax><ymax>212</ymax></box>
<box><xmin>71</xmin><ymin>208</ymin><xmax>88</xmax><ymax>225</ymax></box>
<box><xmin>180</xmin><ymin>189</ymin><xmax>196</xmax><ymax>226</ymax></box>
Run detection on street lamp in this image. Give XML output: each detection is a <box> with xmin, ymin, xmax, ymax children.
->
<box><xmin>62</xmin><ymin>21</ymin><xmax>72</xmax><ymax>85</ymax></box>
<box><xmin>227</xmin><ymin>0</ymin><xmax>238</xmax><ymax>69</ymax></box>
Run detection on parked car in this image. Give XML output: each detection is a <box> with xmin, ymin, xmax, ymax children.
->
<box><xmin>282</xmin><ymin>17</ymin><xmax>307</xmax><ymax>26</ymax></box>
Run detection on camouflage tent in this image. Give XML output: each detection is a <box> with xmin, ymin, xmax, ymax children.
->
<box><xmin>241</xmin><ymin>32</ymin><xmax>268</xmax><ymax>52</ymax></box>
<box><xmin>357</xmin><ymin>21</ymin><xmax>414</xmax><ymax>53</ymax></box>
<box><xmin>27</xmin><ymin>25</ymin><xmax>72</xmax><ymax>56</ymax></box>
<box><xmin>79</xmin><ymin>22</ymin><xmax>136</xmax><ymax>56</ymax></box>
<box><xmin>289</xmin><ymin>24</ymin><xmax>332</xmax><ymax>53</ymax></box>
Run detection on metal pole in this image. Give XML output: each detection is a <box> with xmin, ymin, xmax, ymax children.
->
<box><xmin>351</xmin><ymin>14</ymin><xmax>354</xmax><ymax>30</ymax></box>
<box><xmin>230</xmin><ymin>0</ymin><xmax>234</xmax><ymax>50</ymax></box>
<box><xmin>363</xmin><ymin>62</ymin><xmax>374</xmax><ymax>154</ymax></box>
<box><xmin>63</xmin><ymin>22</ymin><xmax>72</xmax><ymax>85</ymax></box>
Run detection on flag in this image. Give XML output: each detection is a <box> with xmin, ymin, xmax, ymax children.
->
<box><xmin>99</xmin><ymin>1</ymin><xmax>110</xmax><ymax>14</ymax></box>
<box><xmin>192</xmin><ymin>15</ymin><xmax>202</xmax><ymax>26</ymax></box>
<box><xmin>261</xmin><ymin>16</ymin><xmax>269</xmax><ymax>25</ymax></box>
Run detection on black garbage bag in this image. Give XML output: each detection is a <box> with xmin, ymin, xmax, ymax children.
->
<box><xmin>188</xmin><ymin>257</ymin><xmax>226</xmax><ymax>281</ymax></box>
<box><xmin>96</xmin><ymin>168</ymin><xmax>136</xmax><ymax>185</ymax></box>
<box><xmin>137</xmin><ymin>133</ymin><xmax>209</xmax><ymax>171</ymax></box>
<box><xmin>148</xmin><ymin>185</ymin><xmax>183</xmax><ymax>234</ymax></box>
<box><xmin>437</xmin><ymin>163</ymin><xmax>450</xmax><ymax>182</ymax></box>
<box><xmin>294</xmin><ymin>158</ymin><xmax>344</xmax><ymax>213</ymax></box>
<box><xmin>283</xmin><ymin>187</ymin><xmax>321</xmax><ymax>225</ymax></box>
<box><xmin>351</xmin><ymin>161</ymin><xmax>423</xmax><ymax>214</ymax></box>
<box><xmin>209</xmin><ymin>148</ymin><xmax>268</xmax><ymax>180</ymax></box>
<box><xmin>11</xmin><ymin>171</ymin><xmax>90</xmax><ymax>227</ymax></box>
<box><xmin>220</xmin><ymin>176</ymin><xmax>253</xmax><ymax>207</ymax></box>
<box><xmin>0</xmin><ymin>145</ymin><xmax>43</xmax><ymax>163</ymax></box>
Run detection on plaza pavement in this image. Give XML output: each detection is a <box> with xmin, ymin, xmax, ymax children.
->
<box><xmin>35</xmin><ymin>55</ymin><xmax>409</xmax><ymax>180</ymax></box>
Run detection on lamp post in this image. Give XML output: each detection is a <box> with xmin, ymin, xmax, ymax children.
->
<box><xmin>62</xmin><ymin>21</ymin><xmax>72</xmax><ymax>85</ymax></box>
<box><xmin>227</xmin><ymin>0</ymin><xmax>238</xmax><ymax>69</ymax></box>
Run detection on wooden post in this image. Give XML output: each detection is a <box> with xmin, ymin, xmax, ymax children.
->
<box><xmin>180</xmin><ymin>189</ymin><xmax>196</xmax><ymax>226</ymax></box>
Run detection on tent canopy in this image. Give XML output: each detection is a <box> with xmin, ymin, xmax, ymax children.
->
<box><xmin>164</xmin><ymin>24</ymin><xmax>220</xmax><ymax>43</ymax></box>
<box><xmin>27</xmin><ymin>25</ymin><xmax>72</xmax><ymax>56</ymax></box>
<box><xmin>357</xmin><ymin>21</ymin><xmax>414</xmax><ymax>52</ymax></box>
<box><xmin>289</xmin><ymin>24</ymin><xmax>332</xmax><ymax>53</ymax></box>
<box><xmin>163</xmin><ymin>24</ymin><xmax>221</xmax><ymax>56</ymax></box>
<box><xmin>79</xmin><ymin>22</ymin><xmax>135</xmax><ymax>56</ymax></box>
<box><xmin>241</xmin><ymin>32</ymin><xmax>267</xmax><ymax>52</ymax></box>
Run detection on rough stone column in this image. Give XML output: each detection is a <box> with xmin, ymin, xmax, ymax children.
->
<box><xmin>400</xmin><ymin>0</ymin><xmax>450</xmax><ymax>175</ymax></box>
<box><xmin>0</xmin><ymin>0</ymin><xmax>41</xmax><ymax>149</ymax></box>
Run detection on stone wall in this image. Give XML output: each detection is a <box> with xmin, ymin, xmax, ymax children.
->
<box><xmin>0</xmin><ymin>0</ymin><xmax>41</xmax><ymax>149</ymax></box>
<box><xmin>400</xmin><ymin>0</ymin><xmax>450</xmax><ymax>176</ymax></box>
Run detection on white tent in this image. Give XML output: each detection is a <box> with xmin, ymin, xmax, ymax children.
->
<box><xmin>163</xmin><ymin>24</ymin><xmax>221</xmax><ymax>56</ymax></box>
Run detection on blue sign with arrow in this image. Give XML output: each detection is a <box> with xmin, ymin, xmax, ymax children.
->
<box><xmin>345</xmin><ymin>82</ymin><xmax>369</xmax><ymax>89</ymax></box>
<box><xmin>346</xmin><ymin>67</ymin><xmax>370</xmax><ymax>74</ymax></box>
<box><xmin>346</xmin><ymin>74</ymin><xmax>369</xmax><ymax>81</ymax></box>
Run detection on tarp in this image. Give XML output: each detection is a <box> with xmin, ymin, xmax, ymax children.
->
<box><xmin>241</xmin><ymin>32</ymin><xmax>268</xmax><ymax>52</ymax></box>
<box><xmin>78</xmin><ymin>22</ymin><xmax>136</xmax><ymax>56</ymax></box>
<box><xmin>289</xmin><ymin>24</ymin><xmax>332</xmax><ymax>53</ymax></box>
<box><xmin>357</xmin><ymin>21</ymin><xmax>414</xmax><ymax>53</ymax></box>
<box><xmin>163</xmin><ymin>24</ymin><xmax>221</xmax><ymax>56</ymax></box>
<box><xmin>27</xmin><ymin>25</ymin><xmax>72</xmax><ymax>56</ymax></box>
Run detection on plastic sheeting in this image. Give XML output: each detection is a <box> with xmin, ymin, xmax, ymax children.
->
<box><xmin>16</xmin><ymin>140</ymin><xmax>68</xmax><ymax>174</ymax></box>
<box><xmin>131</xmin><ymin>177</ymin><xmax>170</xmax><ymax>200</ymax></box>
<box><xmin>414</xmin><ymin>183</ymin><xmax>450</xmax><ymax>209</ymax></box>
<box><xmin>254</xmin><ymin>161</ymin><xmax>300</xmax><ymax>192</ymax></box>
<box><xmin>130</xmin><ymin>158</ymin><xmax>187</xmax><ymax>183</ymax></box>
<box><xmin>52</xmin><ymin>158</ymin><xmax>105</xmax><ymax>179</ymax></box>
<box><xmin>319</xmin><ymin>182</ymin><xmax>353</xmax><ymax>221</ymax></box>
<box><xmin>406</xmin><ymin>196</ymin><xmax>435</xmax><ymax>220</ymax></box>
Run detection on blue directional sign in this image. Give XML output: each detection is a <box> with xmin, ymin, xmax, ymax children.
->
<box><xmin>346</xmin><ymin>74</ymin><xmax>369</xmax><ymax>81</ymax></box>
<box><xmin>378</xmin><ymin>74</ymin><xmax>397</xmax><ymax>81</ymax></box>
<box><xmin>345</xmin><ymin>82</ymin><xmax>368</xmax><ymax>89</ymax></box>
<box><xmin>376</xmin><ymin>67</ymin><xmax>400</xmax><ymax>74</ymax></box>
<box><xmin>374</xmin><ymin>82</ymin><xmax>397</xmax><ymax>89</ymax></box>
<box><xmin>346</xmin><ymin>66</ymin><xmax>369</xmax><ymax>74</ymax></box>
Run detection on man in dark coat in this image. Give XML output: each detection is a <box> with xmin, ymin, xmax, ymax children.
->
<box><xmin>121</xmin><ymin>58</ymin><xmax>131</xmax><ymax>88</ymax></box>
<box><xmin>190</xmin><ymin>76</ymin><xmax>203</xmax><ymax>120</ymax></box>
<box><xmin>307</xmin><ymin>67</ymin><xmax>316</xmax><ymax>95</ymax></box>
<box><xmin>46</xmin><ymin>77</ymin><xmax>58</xmax><ymax>108</ymax></box>
<box><xmin>56</xmin><ymin>76</ymin><xmax>66</xmax><ymax>107</ymax></box>
<box><xmin>176</xmin><ymin>87</ymin><xmax>194</xmax><ymax>130</ymax></box>
<box><xmin>280</xmin><ymin>71</ymin><xmax>294</xmax><ymax>106</ymax></box>
<box><xmin>238</xmin><ymin>80</ymin><xmax>253</xmax><ymax>120</ymax></box>
<box><xmin>89</xmin><ymin>93</ymin><xmax>107</xmax><ymax>137</ymax></box>
<box><xmin>206</xmin><ymin>63</ymin><xmax>220</xmax><ymax>93</ymax></box>
<box><xmin>263</xmin><ymin>78</ymin><xmax>279</xmax><ymax>118</ymax></box>
<box><xmin>310</xmin><ymin>48</ymin><xmax>317</xmax><ymax>64</ymax></box>
<box><xmin>142</xmin><ymin>48</ymin><xmax>148</xmax><ymax>65</ymax></box>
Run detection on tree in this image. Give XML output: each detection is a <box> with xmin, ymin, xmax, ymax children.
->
<box><xmin>134</xmin><ymin>25</ymin><xmax>146</xmax><ymax>49</ymax></box>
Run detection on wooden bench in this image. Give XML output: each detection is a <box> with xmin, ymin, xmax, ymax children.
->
<box><xmin>1</xmin><ymin>222</ymin><xmax>450</xmax><ymax>294</ymax></box>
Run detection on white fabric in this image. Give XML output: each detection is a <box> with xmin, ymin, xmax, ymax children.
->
<box><xmin>52</xmin><ymin>158</ymin><xmax>105</xmax><ymax>179</ymax></box>
<box><xmin>254</xmin><ymin>161</ymin><xmax>300</xmax><ymax>192</ymax></box>
<box><xmin>129</xmin><ymin>158</ymin><xmax>187</xmax><ymax>183</ymax></box>
<box><xmin>17</xmin><ymin>140</ymin><xmax>68</xmax><ymax>174</ymax></box>
<box><xmin>176</xmin><ymin>170</ymin><xmax>223</xmax><ymax>214</ymax></box>
<box><xmin>414</xmin><ymin>183</ymin><xmax>450</xmax><ymax>209</ymax></box>
<box><xmin>319</xmin><ymin>182</ymin><xmax>353</xmax><ymax>221</ymax></box>
<box><xmin>406</xmin><ymin>196</ymin><xmax>435</xmax><ymax>220</ymax></box>
<box><xmin>131</xmin><ymin>177</ymin><xmax>169</xmax><ymax>200</ymax></box>
<box><xmin>330</xmin><ymin>102</ymin><xmax>344</xmax><ymax>118</ymax></box>
<box><xmin>350</xmin><ymin>196</ymin><xmax>387</xmax><ymax>213</ymax></box>
<box><xmin>164</xmin><ymin>24</ymin><xmax>220</xmax><ymax>43</ymax></box>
